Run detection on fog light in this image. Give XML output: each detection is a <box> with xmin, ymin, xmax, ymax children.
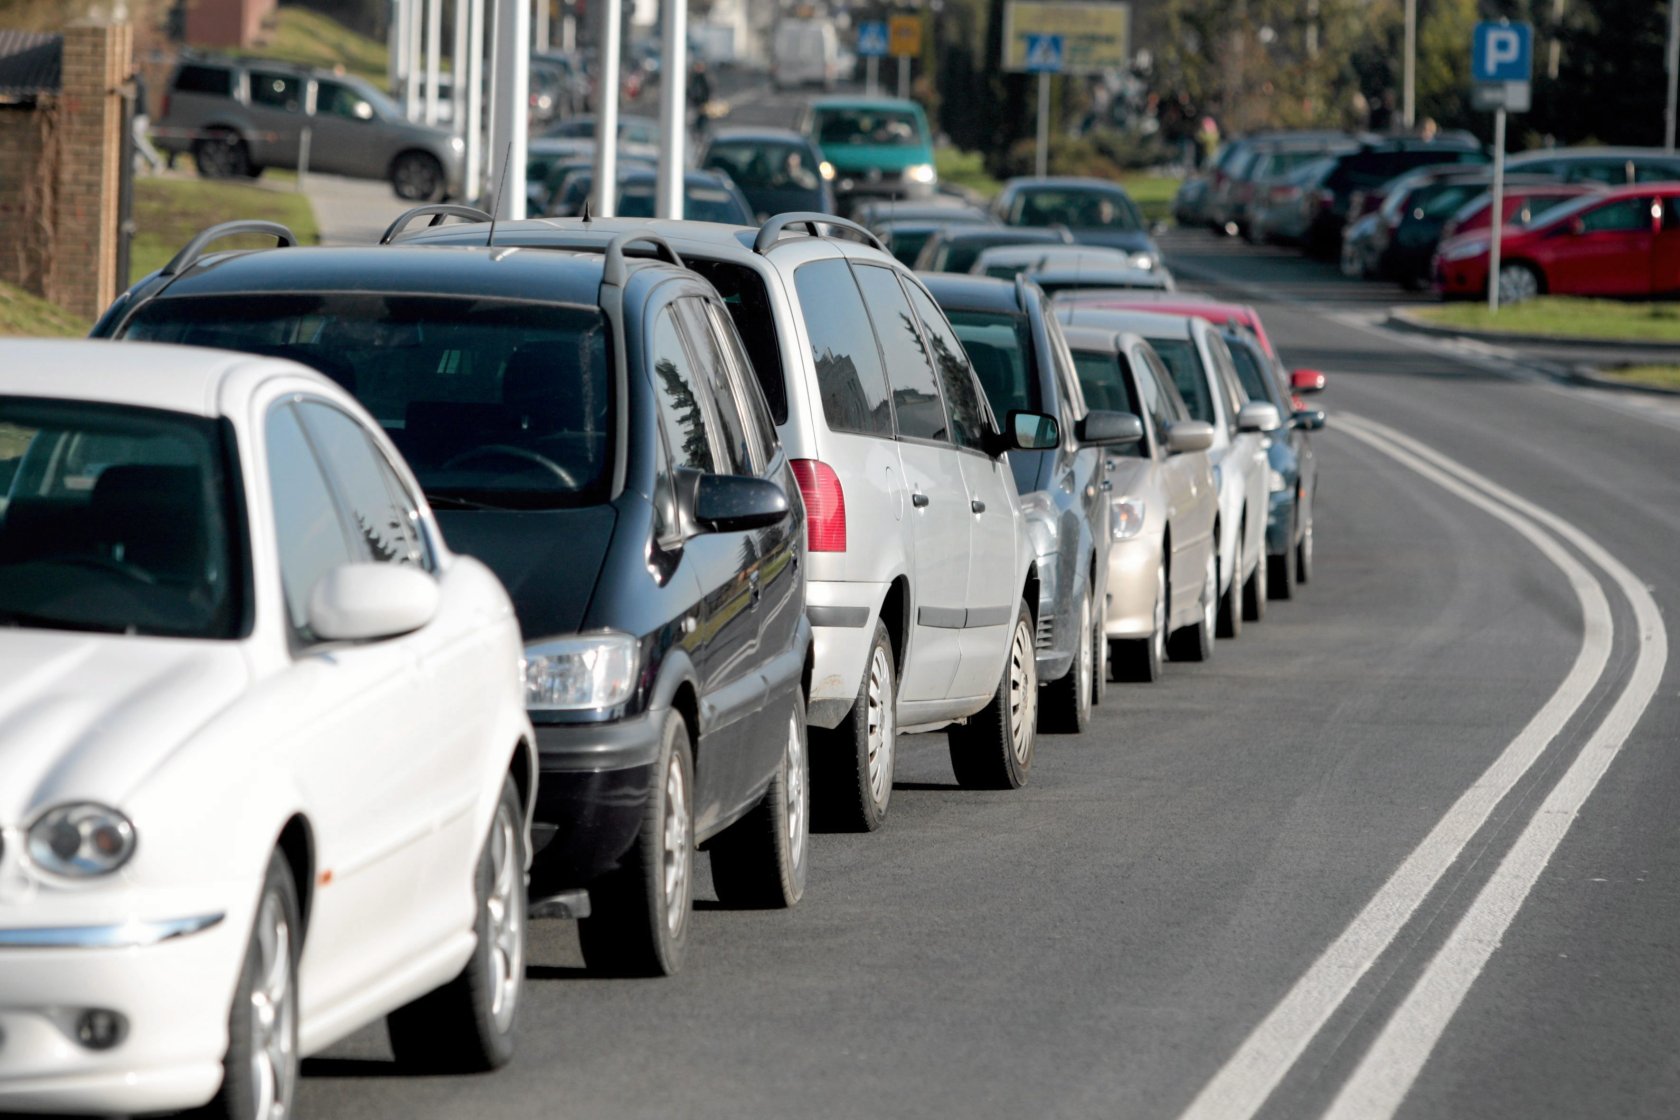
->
<box><xmin>75</xmin><ymin>1008</ymin><xmax>126</xmax><ymax>1050</ymax></box>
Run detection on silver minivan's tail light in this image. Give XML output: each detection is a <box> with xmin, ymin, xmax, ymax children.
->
<box><xmin>790</xmin><ymin>459</ymin><xmax>846</xmax><ymax>552</ymax></box>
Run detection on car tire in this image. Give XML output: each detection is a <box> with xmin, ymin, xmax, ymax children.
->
<box><xmin>1114</xmin><ymin>561</ymin><xmax>1167</xmax><ymax>682</ymax></box>
<box><xmin>201</xmin><ymin>851</ymin><xmax>300</xmax><ymax>1120</ymax></box>
<box><xmin>194</xmin><ymin>129</ymin><xmax>250</xmax><ymax>180</ymax></box>
<box><xmin>709</xmin><ymin>691</ymin><xmax>809</xmax><ymax>909</ymax></box>
<box><xmin>1498</xmin><ymin>261</ymin><xmax>1543</xmax><ymax>305</ymax></box>
<box><xmin>948</xmin><ymin>600</ymin><xmax>1037</xmax><ymax>790</ymax></box>
<box><xmin>391</xmin><ymin>150</ymin><xmax>446</xmax><ymax>202</ymax></box>
<box><xmin>1217</xmin><ymin>529</ymin><xmax>1243</xmax><ymax>639</ymax></box>
<box><xmin>1297</xmin><ymin>514</ymin><xmax>1315</xmax><ymax>585</ymax></box>
<box><xmin>1243</xmin><ymin>538</ymin><xmax>1268</xmax><ymax>622</ymax></box>
<box><xmin>577</xmin><ymin>713</ymin><xmax>693</xmax><ymax>976</ymax></box>
<box><xmin>1168</xmin><ymin>549</ymin><xmax>1216</xmax><ymax>663</ymax></box>
<box><xmin>388</xmin><ymin>774</ymin><xmax>525</xmax><ymax>1072</ymax></box>
<box><xmin>1040</xmin><ymin>592</ymin><xmax>1092</xmax><ymax>734</ymax></box>
<box><xmin>1090</xmin><ymin>604</ymin><xmax>1108</xmax><ymax>706</ymax></box>
<box><xmin>812</xmin><ymin>620</ymin><xmax>895</xmax><ymax>833</ymax></box>
<box><xmin>1269</xmin><ymin>514</ymin><xmax>1299</xmax><ymax>600</ymax></box>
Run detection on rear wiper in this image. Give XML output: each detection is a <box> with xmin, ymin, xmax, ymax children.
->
<box><xmin>424</xmin><ymin>493</ymin><xmax>506</xmax><ymax>511</ymax></box>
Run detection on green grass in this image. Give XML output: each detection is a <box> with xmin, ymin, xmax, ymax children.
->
<box><xmin>1413</xmin><ymin>297</ymin><xmax>1680</xmax><ymax>343</ymax></box>
<box><xmin>935</xmin><ymin>148</ymin><xmax>1001</xmax><ymax>199</ymax></box>
<box><xmin>132</xmin><ymin>177</ymin><xmax>319</xmax><ymax>285</ymax></box>
<box><xmin>231</xmin><ymin>6</ymin><xmax>390</xmax><ymax>87</ymax></box>
<box><xmin>1599</xmin><ymin>364</ymin><xmax>1680</xmax><ymax>390</ymax></box>
<box><xmin>1116</xmin><ymin>174</ymin><xmax>1180</xmax><ymax>224</ymax></box>
<box><xmin>0</xmin><ymin>280</ymin><xmax>88</xmax><ymax>337</ymax></box>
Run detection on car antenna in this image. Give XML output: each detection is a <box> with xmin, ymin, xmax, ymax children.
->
<box><xmin>487</xmin><ymin>142</ymin><xmax>512</xmax><ymax>247</ymax></box>
<box><xmin>581</xmin><ymin>196</ymin><xmax>593</xmax><ymax>223</ymax></box>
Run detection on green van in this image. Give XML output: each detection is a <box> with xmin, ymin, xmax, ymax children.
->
<box><xmin>800</xmin><ymin>96</ymin><xmax>937</xmax><ymax>214</ymax></box>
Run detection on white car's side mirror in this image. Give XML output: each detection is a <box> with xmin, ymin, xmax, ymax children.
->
<box><xmin>308</xmin><ymin>563</ymin><xmax>439</xmax><ymax>642</ymax></box>
<box><xmin>1237</xmin><ymin>401</ymin><xmax>1283</xmax><ymax>433</ymax></box>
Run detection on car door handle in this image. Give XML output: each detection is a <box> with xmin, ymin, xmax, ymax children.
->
<box><xmin>1100</xmin><ymin>479</ymin><xmax>1113</xmax><ymax>492</ymax></box>
<box><xmin>971</xmin><ymin>499</ymin><xmax>986</xmax><ymax>514</ymax></box>
<box><xmin>912</xmin><ymin>492</ymin><xmax>931</xmax><ymax>508</ymax></box>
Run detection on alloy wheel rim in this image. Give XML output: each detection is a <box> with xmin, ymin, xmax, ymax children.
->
<box><xmin>865</xmin><ymin>645</ymin><xmax>894</xmax><ymax>809</ymax></box>
<box><xmin>1203</xmin><ymin>553</ymin><xmax>1217</xmax><ymax>635</ymax></box>
<box><xmin>662</xmin><ymin>753</ymin><xmax>690</xmax><ymax>938</ymax></box>
<box><xmin>1303</xmin><ymin>523</ymin><xmax>1314</xmax><ymax>570</ymax></box>
<box><xmin>1498</xmin><ymin>264</ymin><xmax>1538</xmax><ymax>304</ymax></box>
<box><xmin>247</xmin><ymin>891</ymin><xmax>295</xmax><ymax>1120</ymax></box>
<box><xmin>1008</xmin><ymin>619</ymin><xmax>1036</xmax><ymax>765</ymax></box>
<box><xmin>785</xmin><ymin>710</ymin><xmax>806</xmax><ymax>867</ymax></box>
<box><xmin>1153</xmin><ymin>565</ymin><xmax>1167</xmax><ymax>665</ymax></box>
<box><xmin>484</xmin><ymin>806</ymin><xmax>523</xmax><ymax>1032</ymax></box>
<box><xmin>1076</xmin><ymin>598</ymin><xmax>1092</xmax><ymax>717</ymax></box>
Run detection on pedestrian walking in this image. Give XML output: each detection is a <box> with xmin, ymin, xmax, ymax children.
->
<box><xmin>131</xmin><ymin>72</ymin><xmax>163</xmax><ymax>174</ymax></box>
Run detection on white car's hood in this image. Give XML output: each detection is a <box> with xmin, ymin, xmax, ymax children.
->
<box><xmin>0</xmin><ymin>630</ymin><xmax>250</xmax><ymax>820</ymax></box>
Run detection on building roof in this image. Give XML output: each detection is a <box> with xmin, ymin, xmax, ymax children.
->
<box><xmin>0</xmin><ymin>31</ymin><xmax>61</xmax><ymax>100</ymax></box>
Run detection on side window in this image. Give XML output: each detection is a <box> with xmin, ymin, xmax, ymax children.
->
<box><xmin>705</xmin><ymin>302</ymin><xmax>778</xmax><ymax>470</ymax></box>
<box><xmin>316</xmin><ymin>80</ymin><xmax>375</xmax><ymax>121</ymax></box>
<box><xmin>297</xmin><ymin>402</ymin><xmax>427</xmax><ymax>568</ymax></box>
<box><xmin>791</xmin><ymin>258</ymin><xmax>893</xmax><ymax>437</ymax></box>
<box><xmin>1044</xmin><ymin>313</ymin><xmax>1088</xmax><ymax>421</ymax></box>
<box><xmin>1145</xmin><ymin>350</ymin><xmax>1190</xmax><ymax>424</ymax></box>
<box><xmin>905</xmin><ymin>280</ymin><xmax>991</xmax><ymax>450</ymax></box>
<box><xmin>649</xmin><ymin>308</ymin><xmax>717</xmax><ymax>473</ymax></box>
<box><xmin>1580</xmin><ymin>198</ymin><xmax>1653</xmax><ymax>233</ymax></box>
<box><xmin>266</xmin><ymin>404</ymin><xmax>356</xmax><ymax>637</ymax></box>
<box><xmin>1205</xmin><ymin>334</ymin><xmax>1247</xmax><ymax>424</ymax></box>
<box><xmin>249</xmin><ymin>71</ymin><xmax>303</xmax><ymax>112</ymax></box>
<box><xmin>173</xmin><ymin>64</ymin><xmax>234</xmax><ymax>95</ymax></box>
<box><xmin>650</xmin><ymin>434</ymin><xmax>680</xmax><ymax>548</ymax></box>
<box><xmin>851</xmin><ymin>264</ymin><xmax>949</xmax><ymax>444</ymax></box>
<box><xmin>675</xmin><ymin>298</ymin><xmax>754</xmax><ymax>475</ymax></box>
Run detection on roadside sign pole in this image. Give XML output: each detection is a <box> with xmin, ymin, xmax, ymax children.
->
<box><xmin>592</xmin><ymin>0</ymin><xmax>622</xmax><ymax>217</ymax></box>
<box><xmin>1035</xmin><ymin>72</ymin><xmax>1050</xmax><ymax>178</ymax></box>
<box><xmin>490</xmin><ymin>0</ymin><xmax>531</xmax><ymax>218</ymax></box>
<box><xmin>866</xmin><ymin>56</ymin><xmax>878</xmax><ymax>97</ymax></box>
<box><xmin>1667</xmin><ymin>0</ymin><xmax>1679</xmax><ymax>152</ymax></box>
<box><xmin>1487</xmin><ymin>107</ymin><xmax>1506</xmax><ymax>312</ymax></box>
<box><xmin>465</xmin><ymin>0</ymin><xmax>485</xmax><ymax>199</ymax></box>
<box><xmin>424</xmin><ymin>0</ymin><xmax>442</xmax><ymax>125</ymax></box>
<box><xmin>655</xmin><ymin>0</ymin><xmax>688</xmax><ymax>220</ymax></box>
<box><xmin>452</xmin><ymin>0</ymin><xmax>469</xmax><ymax>140</ymax></box>
<box><xmin>898</xmin><ymin>55</ymin><xmax>909</xmax><ymax>99</ymax></box>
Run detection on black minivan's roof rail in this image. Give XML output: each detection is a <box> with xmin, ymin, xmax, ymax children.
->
<box><xmin>160</xmin><ymin>220</ymin><xmax>296</xmax><ymax>278</ymax></box>
<box><xmin>753</xmin><ymin>212</ymin><xmax>887</xmax><ymax>256</ymax></box>
<box><xmin>601</xmin><ymin>231</ymin><xmax>685</xmax><ymax>287</ymax></box>
<box><xmin>379</xmin><ymin>204</ymin><xmax>494</xmax><ymax>245</ymax></box>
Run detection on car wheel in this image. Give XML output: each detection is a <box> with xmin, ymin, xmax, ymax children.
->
<box><xmin>1498</xmin><ymin>262</ymin><xmax>1542</xmax><ymax>305</ymax></box>
<box><xmin>1114</xmin><ymin>561</ymin><xmax>1167</xmax><ymax>682</ymax></box>
<box><xmin>1168</xmin><ymin>549</ymin><xmax>1216</xmax><ymax>663</ymax></box>
<box><xmin>710</xmin><ymin>691</ymin><xmax>809</xmax><ymax>909</ymax></box>
<box><xmin>1243</xmin><ymin>537</ymin><xmax>1267</xmax><ymax>622</ymax></box>
<box><xmin>201</xmin><ymin>852</ymin><xmax>299</xmax><ymax>1120</ymax></box>
<box><xmin>1297</xmin><ymin>515</ymin><xmax>1315</xmax><ymax>585</ymax></box>
<box><xmin>812</xmin><ymin>620</ymin><xmax>895</xmax><ymax>832</ymax></box>
<box><xmin>577</xmin><ymin>713</ymin><xmax>693</xmax><ymax>976</ymax></box>
<box><xmin>391</xmin><ymin>150</ymin><xmax>445</xmax><ymax>201</ymax></box>
<box><xmin>388</xmin><ymin>774</ymin><xmax>525</xmax><ymax>1071</ymax></box>
<box><xmin>1040</xmin><ymin>592</ymin><xmax>1092</xmax><ymax>734</ymax></box>
<box><xmin>194</xmin><ymin>129</ymin><xmax>250</xmax><ymax>179</ymax></box>
<box><xmin>948</xmin><ymin>600</ymin><xmax>1037</xmax><ymax>790</ymax></box>
<box><xmin>1217</xmin><ymin>529</ymin><xmax>1243</xmax><ymax>638</ymax></box>
<box><xmin>1269</xmin><ymin>513</ymin><xmax>1299</xmax><ymax>601</ymax></box>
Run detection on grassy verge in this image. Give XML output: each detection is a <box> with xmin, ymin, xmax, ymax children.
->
<box><xmin>1117</xmin><ymin>174</ymin><xmax>1180</xmax><ymax>224</ymax></box>
<box><xmin>0</xmin><ymin>281</ymin><xmax>87</xmax><ymax>337</ymax></box>
<box><xmin>1597</xmin><ymin>364</ymin><xmax>1680</xmax><ymax>390</ymax></box>
<box><xmin>132</xmin><ymin>177</ymin><xmax>319</xmax><ymax>285</ymax></box>
<box><xmin>1412</xmin><ymin>297</ymin><xmax>1680</xmax><ymax>343</ymax></box>
<box><xmin>231</xmin><ymin>6</ymin><xmax>390</xmax><ymax>87</ymax></box>
<box><xmin>935</xmin><ymin>148</ymin><xmax>1001</xmax><ymax>199</ymax></box>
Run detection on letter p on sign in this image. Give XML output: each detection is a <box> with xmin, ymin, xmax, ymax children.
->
<box><xmin>1473</xmin><ymin>21</ymin><xmax>1532</xmax><ymax>82</ymax></box>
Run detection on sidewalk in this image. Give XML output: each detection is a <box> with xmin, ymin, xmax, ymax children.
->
<box><xmin>300</xmin><ymin>173</ymin><xmax>414</xmax><ymax>246</ymax></box>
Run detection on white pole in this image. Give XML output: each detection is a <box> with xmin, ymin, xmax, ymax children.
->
<box><xmin>388</xmin><ymin>0</ymin><xmax>404</xmax><ymax>93</ymax></box>
<box><xmin>865</xmin><ymin>55</ymin><xmax>878</xmax><ymax>97</ymax></box>
<box><xmin>897</xmin><ymin>54</ymin><xmax>908</xmax><ymax>99</ymax></box>
<box><xmin>593</xmin><ymin>0</ymin><xmax>622</xmax><ymax>216</ymax></box>
<box><xmin>466</xmin><ymin>0</ymin><xmax>485</xmax><ymax>198</ymax></box>
<box><xmin>656</xmin><ymin>0</ymin><xmax>687</xmax><ymax>219</ymax></box>
<box><xmin>1487</xmin><ymin>107</ymin><xmax>1507</xmax><ymax>312</ymax></box>
<box><xmin>1402</xmin><ymin>0</ymin><xmax>1416</xmax><ymax>128</ymax></box>
<box><xmin>453</xmin><ymin>0</ymin><xmax>469</xmax><ymax>138</ymax></box>
<box><xmin>1666</xmin><ymin>0</ymin><xmax>1679</xmax><ymax>151</ymax></box>
<box><xmin>406</xmin><ymin>0</ymin><xmax>422</xmax><ymax>118</ymax></box>
<box><xmin>424</xmin><ymin>0</ymin><xmax>442</xmax><ymax>124</ymax></box>
<box><xmin>1035</xmin><ymin>71</ymin><xmax>1050</xmax><ymax>178</ymax></box>
<box><xmin>491</xmin><ymin>0</ymin><xmax>531</xmax><ymax>218</ymax></box>
<box><xmin>562</xmin><ymin>8</ymin><xmax>576</xmax><ymax>52</ymax></box>
<box><xmin>535</xmin><ymin>0</ymin><xmax>551</xmax><ymax>53</ymax></box>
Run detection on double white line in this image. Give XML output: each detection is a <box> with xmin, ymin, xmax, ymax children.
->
<box><xmin>1178</xmin><ymin>413</ymin><xmax>1668</xmax><ymax>1120</ymax></box>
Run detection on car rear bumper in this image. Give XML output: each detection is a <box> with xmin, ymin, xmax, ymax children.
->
<box><xmin>806</xmin><ymin>579</ymin><xmax>886</xmax><ymax>729</ymax></box>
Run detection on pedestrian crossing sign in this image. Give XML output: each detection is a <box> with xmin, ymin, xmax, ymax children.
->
<box><xmin>857</xmin><ymin>21</ymin><xmax>889</xmax><ymax>58</ymax></box>
<box><xmin>1024</xmin><ymin>33</ymin><xmax>1064</xmax><ymax>73</ymax></box>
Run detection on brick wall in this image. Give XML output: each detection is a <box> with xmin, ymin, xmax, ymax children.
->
<box><xmin>186</xmin><ymin>0</ymin><xmax>278</xmax><ymax>49</ymax></box>
<box><xmin>0</xmin><ymin>105</ymin><xmax>53</xmax><ymax>298</ymax></box>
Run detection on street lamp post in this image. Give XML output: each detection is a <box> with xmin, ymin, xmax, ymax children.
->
<box><xmin>656</xmin><ymin>0</ymin><xmax>688</xmax><ymax>219</ymax></box>
<box><xmin>1403</xmin><ymin>0</ymin><xmax>1416</xmax><ymax>128</ymax></box>
<box><xmin>490</xmin><ymin>0</ymin><xmax>530</xmax><ymax>217</ymax></box>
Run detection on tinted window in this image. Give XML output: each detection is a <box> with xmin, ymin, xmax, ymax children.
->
<box><xmin>316</xmin><ymin>80</ymin><xmax>375</xmax><ymax>121</ymax></box>
<box><xmin>683</xmin><ymin>258</ymin><xmax>787</xmax><ymax>425</ymax></box>
<box><xmin>650</xmin><ymin>308</ymin><xmax>717</xmax><ymax>472</ymax></box>
<box><xmin>1580</xmin><ymin>197</ymin><xmax>1652</xmax><ymax>232</ymax></box>
<box><xmin>852</xmin><ymin>265</ymin><xmax>948</xmax><ymax>443</ymax></box>
<box><xmin>811</xmin><ymin>107</ymin><xmax>925</xmax><ymax>148</ymax></box>
<box><xmin>705</xmin><ymin>302</ymin><xmax>778</xmax><ymax>469</ymax></box>
<box><xmin>1144</xmin><ymin>350</ymin><xmax>1190</xmax><ymax>423</ymax></box>
<box><xmin>703</xmin><ymin>140</ymin><xmax>822</xmax><ymax>191</ymax></box>
<box><xmin>173</xmin><ymin>64</ymin><xmax>234</xmax><ymax>95</ymax></box>
<box><xmin>1149</xmin><ymin>338</ymin><xmax>1214</xmax><ymax>424</ymax></box>
<box><xmin>1224</xmin><ymin>339</ymin><xmax>1274</xmax><ymax>403</ymax></box>
<box><xmin>1635</xmin><ymin>161</ymin><xmax>1680</xmax><ymax>183</ymax></box>
<box><xmin>616</xmin><ymin>182</ymin><xmax>752</xmax><ymax>224</ymax></box>
<box><xmin>297</xmin><ymin>402</ymin><xmax>426</xmax><ymax>567</ymax></box>
<box><xmin>1573</xmin><ymin>161</ymin><xmax>1629</xmax><ymax>185</ymax></box>
<box><xmin>1070</xmin><ymin>349</ymin><xmax>1144</xmax><ymax>458</ymax></box>
<box><xmin>249</xmin><ymin>71</ymin><xmax>303</xmax><ymax>111</ymax></box>
<box><xmin>1207</xmin><ymin>334</ymin><xmax>1247</xmax><ymax>420</ymax></box>
<box><xmin>676</xmin><ymin>298</ymin><xmax>753</xmax><ymax>475</ymax></box>
<box><xmin>1009</xmin><ymin>187</ymin><xmax>1142</xmax><ymax>230</ymax></box>
<box><xmin>946</xmin><ymin>309</ymin><xmax>1037</xmax><ymax>420</ymax></box>
<box><xmin>792</xmin><ymin>259</ymin><xmax>893</xmax><ymax>438</ymax></box>
<box><xmin>908</xmin><ymin>285</ymin><xmax>990</xmax><ymax>452</ymax></box>
<box><xmin>267</xmin><ymin>404</ymin><xmax>356</xmax><ymax>638</ymax></box>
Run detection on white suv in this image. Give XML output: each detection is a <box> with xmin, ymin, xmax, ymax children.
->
<box><xmin>403</xmin><ymin>213</ymin><xmax>1061</xmax><ymax>828</ymax></box>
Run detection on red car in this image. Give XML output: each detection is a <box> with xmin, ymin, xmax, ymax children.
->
<box><xmin>1055</xmin><ymin>293</ymin><xmax>1279</xmax><ymax>357</ymax></box>
<box><xmin>1434</xmin><ymin>183</ymin><xmax>1680</xmax><ymax>301</ymax></box>
<box><xmin>1437</xmin><ymin>182</ymin><xmax>1601</xmax><ymax>241</ymax></box>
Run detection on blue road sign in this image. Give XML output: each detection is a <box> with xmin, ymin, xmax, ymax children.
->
<box><xmin>1472</xmin><ymin>21</ymin><xmax>1533</xmax><ymax>83</ymax></box>
<box><xmin>857</xmin><ymin>21</ymin><xmax>888</xmax><ymax>58</ymax></box>
<box><xmin>1024</xmin><ymin>33</ymin><xmax>1064</xmax><ymax>74</ymax></box>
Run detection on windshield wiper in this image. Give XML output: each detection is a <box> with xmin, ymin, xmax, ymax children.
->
<box><xmin>424</xmin><ymin>493</ymin><xmax>507</xmax><ymax>511</ymax></box>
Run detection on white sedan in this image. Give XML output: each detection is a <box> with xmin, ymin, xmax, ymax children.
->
<box><xmin>0</xmin><ymin>340</ymin><xmax>536</xmax><ymax>1117</ymax></box>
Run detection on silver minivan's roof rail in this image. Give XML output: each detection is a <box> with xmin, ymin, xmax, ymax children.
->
<box><xmin>753</xmin><ymin>212</ymin><xmax>887</xmax><ymax>256</ymax></box>
<box><xmin>601</xmin><ymin>231</ymin><xmax>685</xmax><ymax>287</ymax></box>
<box><xmin>379</xmin><ymin>205</ymin><xmax>493</xmax><ymax>245</ymax></box>
<box><xmin>160</xmin><ymin>220</ymin><xmax>296</xmax><ymax>277</ymax></box>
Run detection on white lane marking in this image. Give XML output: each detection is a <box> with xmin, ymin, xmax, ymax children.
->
<box><xmin>1176</xmin><ymin>413</ymin><xmax>1614</xmax><ymax>1120</ymax></box>
<box><xmin>1321</xmin><ymin>417</ymin><xmax>1669</xmax><ymax>1120</ymax></box>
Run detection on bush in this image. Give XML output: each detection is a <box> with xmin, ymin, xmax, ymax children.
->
<box><xmin>999</xmin><ymin>130</ymin><xmax>1171</xmax><ymax>180</ymax></box>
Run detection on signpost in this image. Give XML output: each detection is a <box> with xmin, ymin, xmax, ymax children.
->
<box><xmin>857</xmin><ymin>20</ymin><xmax>887</xmax><ymax>98</ymax></box>
<box><xmin>1025</xmin><ymin>33</ymin><xmax>1063</xmax><ymax>179</ymax></box>
<box><xmin>1472</xmin><ymin>20</ymin><xmax>1532</xmax><ymax>311</ymax></box>
<box><xmin>889</xmin><ymin>15</ymin><xmax>921</xmax><ymax>100</ymax></box>
<box><xmin>1003</xmin><ymin>1</ymin><xmax>1129</xmax><ymax>74</ymax></box>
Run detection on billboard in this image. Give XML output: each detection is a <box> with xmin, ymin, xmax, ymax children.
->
<box><xmin>1002</xmin><ymin>1</ymin><xmax>1131</xmax><ymax>75</ymax></box>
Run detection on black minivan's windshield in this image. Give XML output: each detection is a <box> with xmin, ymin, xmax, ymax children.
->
<box><xmin>0</xmin><ymin>398</ymin><xmax>243</xmax><ymax>638</ymax></box>
<box><xmin>124</xmin><ymin>294</ymin><xmax>613</xmax><ymax>510</ymax></box>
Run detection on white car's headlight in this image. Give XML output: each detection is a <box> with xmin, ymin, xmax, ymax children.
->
<box><xmin>1269</xmin><ymin>468</ymin><xmax>1289</xmax><ymax>494</ymax></box>
<box><xmin>1442</xmin><ymin>238</ymin><xmax>1489</xmax><ymax>262</ymax></box>
<box><xmin>523</xmin><ymin>632</ymin><xmax>639</xmax><ymax>711</ymax></box>
<box><xmin>27</xmin><ymin>804</ymin><xmax>136</xmax><ymax>877</ymax></box>
<box><xmin>1111</xmin><ymin>497</ymin><xmax>1145</xmax><ymax>540</ymax></box>
<box><xmin>905</xmin><ymin>163</ymin><xmax>936</xmax><ymax>184</ymax></box>
<box><xmin>1129</xmin><ymin>252</ymin><xmax>1157</xmax><ymax>271</ymax></box>
<box><xmin>819</xmin><ymin>160</ymin><xmax>836</xmax><ymax>181</ymax></box>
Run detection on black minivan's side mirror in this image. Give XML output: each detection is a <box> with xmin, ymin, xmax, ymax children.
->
<box><xmin>691</xmin><ymin>473</ymin><xmax>790</xmax><ymax>533</ymax></box>
<box><xmin>1075</xmin><ymin>409</ymin><xmax>1144</xmax><ymax>448</ymax></box>
<box><xmin>994</xmin><ymin>410</ymin><xmax>1060</xmax><ymax>455</ymax></box>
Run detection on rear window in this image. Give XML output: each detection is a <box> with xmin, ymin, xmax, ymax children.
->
<box><xmin>172</xmin><ymin>63</ymin><xmax>235</xmax><ymax>96</ymax></box>
<box><xmin>684</xmin><ymin>258</ymin><xmax>788</xmax><ymax>425</ymax></box>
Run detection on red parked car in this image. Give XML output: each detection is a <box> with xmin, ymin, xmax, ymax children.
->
<box><xmin>1437</xmin><ymin>182</ymin><xmax>1601</xmax><ymax>241</ymax></box>
<box><xmin>1433</xmin><ymin>183</ymin><xmax>1680</xmax><ymax>302</ymax></box>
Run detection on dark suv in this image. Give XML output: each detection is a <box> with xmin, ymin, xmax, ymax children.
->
<box><xmin>95</xmin><ymin>217</ymin><xmax>812</xmax><ymax>977</ymax></box>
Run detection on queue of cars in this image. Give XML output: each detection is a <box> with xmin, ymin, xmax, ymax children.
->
<box><xmin>1179</xmin><ymin>131</ymin><xmax>1680</xmax><ymax>302</ymax></box>
<box><xmin>0</xmin><ymin>163</ymin><xmax>1328</xmax><ymax>1115</ymax></box>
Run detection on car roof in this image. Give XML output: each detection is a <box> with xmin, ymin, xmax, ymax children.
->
<box><xmin>705</xmin><ymin>127</ymin><xmax>812</xmax><ymax>145</ymax></box>
<box><xmin>1002</xmin><ymin>176</ymin><xmax>1133</xmax><ymax>194</ymax></box>
<box><xmin>937</xmin><ymin>226</ymin><xmax>1067</xmax><ymax>244</ymax></box>
<box><xmin>1031</xmin><ymin>268</ymin><xmax>1161</xmax><ymax>285</ymax></box>
<box><xmin>976</xmin><ymin>245</ymin><xmax>1132</xmax><ymax>266</ymax></box>
<box><xmin>1057</xmin><ymin>306</ymin><xmax>1199</xmax><ymax>339</ymax></box>
<box><xmin>918</xmin><ymin>272</ymin><xmax>1025</xmax><ymax>313</ymax></box>
<box><xmin>808</xmin><ymin>95</ymin><xmax>923</xmax><ymax>111</ymax></box>
<box><xmin>1508</xmin><ymin>145</ymin><xmax>1680</xmax><ymax>160</ymax></box>
<box><xmin>0</xmin><ymin>338</ymin><xmax>286</xmax><ymax>418</ymax></box>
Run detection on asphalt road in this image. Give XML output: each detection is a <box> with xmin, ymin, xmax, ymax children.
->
<box><xmin>296</xmin><ymin>90</ymin><xmax>1680</xmax><ymax>1120</ymax></box>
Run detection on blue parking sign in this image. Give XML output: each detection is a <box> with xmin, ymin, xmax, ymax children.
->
<box><xmin>857</xmin><ymin>21</ymin><xmax>889</xmax><ymax>58</ymax></box>
<box><xmin>1472</xmin><ymin>22</ymin><xmax>1532</xmax><ymax>83</ymax></box>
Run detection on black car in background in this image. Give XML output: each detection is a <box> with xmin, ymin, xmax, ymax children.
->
<box><xmin>1304</xmin><ymin>135</ymin><xmax>1488</xmax><ymax>256</ymax></box>
<box><xmin>700</xmin><ymin>127</ymin><xmax>836</xmax><ymax>221</ymax></box>
<box><xmin>913</xmin><ymin>224</ymin><xmax>1076</xmax><ymax>273</ymax></box>
<box><xmin>95</xmin><ymin>219</ymin><xmax>813</xmax><ymax>979</ymax></box>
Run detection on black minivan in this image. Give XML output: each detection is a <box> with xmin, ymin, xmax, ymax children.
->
<box><xmin>97</xmin><ymin>219</ymin><xmax>812</xmax><ymax>977</ymax></box>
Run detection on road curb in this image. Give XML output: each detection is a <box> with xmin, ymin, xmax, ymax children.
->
<box><xmin>1384</xmin><ymin>307</ymin><xmax>1680</xmax><ymax>354</ymax></box>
